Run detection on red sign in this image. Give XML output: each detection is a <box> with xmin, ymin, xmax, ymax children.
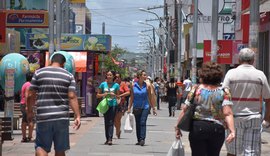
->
<box><xmin>0</xmin><ymin>12</ymin><xmax>6</xmax><ymax>43</ymax></box>
<box><xmin>260</xmin><ymin>12</ymin><xmax>270</xmax><ymax>25</ymax></box>
<box><xmin>203</xmin><ymin>40</ymin><xmax>233</xmax><ymax>64</ymax></box>
<box><xmin>5</xmin><ymin>10</ymin><xmax>48</xmax><ymax>28</ymax></box>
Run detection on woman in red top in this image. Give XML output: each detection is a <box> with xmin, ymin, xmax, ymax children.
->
<box><xmin>114</xmin><ymin>73</ymin><xmax>130</xmax><ymax>138</ymax></box>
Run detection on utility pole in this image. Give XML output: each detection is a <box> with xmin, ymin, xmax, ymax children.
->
<box><xmin>165</xmin><ymin>2</ymin><xmax>170</xmax><ymax>81</ymax></box>
<box><xmin>211</xmin><ymin>0</ymin><xmax>219</xmax><ymax>63</ymax></box>
<box><xmin>177</xmin><ymin>1</ymin><xmax>182</xmax><ymax>82</ymax></box>
<box><xmin>191</xmin><ymin>0</ymin><xmax>198</xmax><ymax>84</ymax></box>
<box><xmin>249</xmin><ymin>0</ymin><xmax>260</xmax><ymax>68</ymax></box>
<box><xmin>102</xmin><ymin>22</ymin><xmax>105</xmax><ymax>75</ymax></box>
<box><xmin>49</xmin><ymin>0</ymin><xmax>55</xmax><ymax>55</ymax></box>
<box><xmin>56</xmin><ymin>0</ymin><xmax>61</xmax><ymax>51</ymax></box>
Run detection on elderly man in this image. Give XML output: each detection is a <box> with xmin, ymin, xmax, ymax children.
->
<box><xmin>223</xmin><ymin>48</ymin><xmax>270</xmax><ymax>156</ymax></box>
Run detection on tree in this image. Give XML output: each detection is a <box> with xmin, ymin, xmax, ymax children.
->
<box><xmin>99</xmin><ymin>45</ymin><xmax>129</xmax><ymax>77</ymax></box>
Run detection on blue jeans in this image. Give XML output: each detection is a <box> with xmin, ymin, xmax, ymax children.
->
<box><xmin>134</xmin><ymin>108</ymin><xmax>149</xmax><ymax>142</ymax></box>
<box><xmin>35</xmin><ymin>120</ymin><xmax>70</xmax><ymax>153</ymax></box>
<box><xmin>104</xmin><ymin>106</ymin><xmax>117</xmax><ymax>141</ymax></box>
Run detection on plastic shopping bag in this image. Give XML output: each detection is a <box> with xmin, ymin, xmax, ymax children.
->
<box><xmin>96</xmin><ymin>98</ymin><xmax>109</xmax><ymax>114</ymax></box>
<box><xmin>124</xmin><ymin>113</ymin><xmax>134</xmax><ymax>133</ymax></box>
<box><xmin>166</xmin><ymin>139</ymin><xmax>185</xmax><ymax>156</ymax></box>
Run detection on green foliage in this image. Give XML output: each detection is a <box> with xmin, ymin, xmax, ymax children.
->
<box><xmin>99</xmin><ymin>45</ymin><xmax>129</xmax><ymax>78</ymax></box>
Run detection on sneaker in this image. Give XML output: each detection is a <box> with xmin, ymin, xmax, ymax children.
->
<box><xmin>104</xmin><ymin>141</ymin><xmax>108</xmax><ymax>145</ymax></box>
<box><xmin>140</xmin><ymin>140</ymin><xmax>145</xmax><ymax>146</ymax></box>
<box><xmin>135</xmin><ymin>142</ymin><xmax>140</xmax><ymax>145</ymax></box>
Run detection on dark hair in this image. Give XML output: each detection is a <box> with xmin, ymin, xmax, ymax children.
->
<box><xmin>26</xmin><ymin>72</ymin><xmax>33</xmax><ymax>82</ymax></box>
<box><xmin>51</xmin><ymin>53</ymin><xmax>66</xmax><ymax>65</ymax></box>
<box><xmin>115</xmin><ymin>72</ymin><xmax>121</xmax><ymax>79</ymax></box>
<box><xmin>137</xmin><ymin>70</ymin><xmax>146</xmax><ymax>78</ymax></box>
<box><xmin>154</xmin><ymin>77</ymin><xmax>159</xmax><ymax>82</ymax></box>
<box><xmin>198</xmin><ymin>62</ymin><xmax>223</xmax><ymax>85</ymax></box>
<box><xmin>170</xmin><ymin>77</ymin><xmax>175</xmax><ymax>83</ymax></box>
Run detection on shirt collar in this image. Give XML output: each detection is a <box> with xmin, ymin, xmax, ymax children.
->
<box><xmin>237</xmin><ymin>64</ymin><xmax>255</xmax><ymax>69</ymax></box>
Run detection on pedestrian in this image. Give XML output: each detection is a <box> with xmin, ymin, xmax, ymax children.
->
<box><xmin>154</xmin><ymin>77</ymin><xmax>160</xmax><ymax>110</ymax></box>
<box><xmin>20</xmin><ymin>72</ymin><xmax>35</xmax><ymax>142</ymax></box>
<box><xmin>181</xmin><ymin>76</ymin><xmax>192</xmax><ymax>104</ymax></box>
<box><xmin>175</xmin><ymin>62</ymin><xmax>235</xmax><ymax>156</ymax></box>
<box><xmin>166</xmin><ymin>78</ymin><xmax>179</xmax><ymax>117</ymax></box>
<box><xmin>222</xmin><ymin>48</ymin><xmax>270</xmax><ymax>156</ymax></box>
<box><xmin>127</xmin><ymin>70</ymin><xmax>157</xmax><ymax>146</ymax></box>
<box><xmin>114</xmin><ymin>73</ymin><xmax>130</xmax><ymax>139</ymax></box>
<box><xmin>97</xmin><ymin>70</ymin><xmax>120</xmax><ymax>145</ymax></box>
<box><xmin>27</xmin><ymin>53</ymin><xmax>81</xmax><ymax>156</ymax></box>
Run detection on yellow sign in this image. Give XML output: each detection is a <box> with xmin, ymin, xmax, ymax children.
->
<box><xmin>70</xmin><ymin>0</ymin><xmax>85</xmax><ymax>3</ymax></box>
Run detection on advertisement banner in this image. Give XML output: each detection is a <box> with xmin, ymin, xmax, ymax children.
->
<box><xmin>0</xmin><ymin>12</ymin><xmax>6</xmax><ymax>43</ymax></box>
<box><xmin>6</xmin><ymin>10</ymin><xmax>49</xmax><ymax>28</ymax></box>
<box><xmin>26</xmin><ymin>34</ymin><xmax>112</xmax><ymax>52</ymax></box>
<box><xmin>203</xmin><ymin>40</ymin><xmax>233</xmax><ymax>64</ymax></box>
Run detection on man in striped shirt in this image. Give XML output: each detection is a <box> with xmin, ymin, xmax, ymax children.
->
<box><xmin>27</xmin><ymin>53</ymin><xmax>81</xmax><ymax>156</ymax></box>
<box><xmin>223</xmin><ymin>48</ymin><xmax>270</xmax><ymax>156</ymax></box>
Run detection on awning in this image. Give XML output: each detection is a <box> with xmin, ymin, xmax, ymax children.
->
<box><xmin>45</xmin><ymin>51</ymin><xmax>87</xmax><ymax>72</ymax></box>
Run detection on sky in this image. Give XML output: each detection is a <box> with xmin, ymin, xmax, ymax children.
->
<box><xmin>86</xmin><ymin>0</ymin><xmax>163</xmax><ymax>53</ymax></box>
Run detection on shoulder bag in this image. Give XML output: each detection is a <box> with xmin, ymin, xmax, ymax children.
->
<box><xmin>177</xmin><ymin>85</ymin><xmax>198</xmax><ymax>132</ymax></box>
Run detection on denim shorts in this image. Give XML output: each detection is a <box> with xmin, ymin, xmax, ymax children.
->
<box><xmin>35</xmin><ymin>120</ymin><xmax>70</xmax><ymax>153</ymax></box>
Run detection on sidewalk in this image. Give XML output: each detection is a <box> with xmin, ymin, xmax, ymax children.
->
<box><xmin>2</xmin><ymin>102</ymin><xmax>270</xmax><ymax>155</ymax></box>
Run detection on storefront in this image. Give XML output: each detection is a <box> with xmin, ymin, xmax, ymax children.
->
<box><xmin>24</xmin><ymin>33</ymin><xmax>112</xmax><ymax>116</ymax></box>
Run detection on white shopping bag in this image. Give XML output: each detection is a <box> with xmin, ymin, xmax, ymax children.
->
<box><xmin>124</xmin><ymin>113</ymin><xmax>134</xmax><ymax>133</ymax></box>
<box><xmin>166</xmin><ymin>139</ymin><xmax>185</xmax><ymax>156</ymax></box>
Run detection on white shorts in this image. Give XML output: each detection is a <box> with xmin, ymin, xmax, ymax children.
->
<box><xmin>226</xmin><ymin>116</ymin><xmax>262</xmax><ymax>156</ymax></box>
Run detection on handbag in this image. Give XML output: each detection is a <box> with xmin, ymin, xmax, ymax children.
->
<box><xmin>96</xmin><ymin>98</ymin><xmax>109</xmax><ymax>114</ymax></box>
<box><xmin>166</xmin><ymin>139</ymin><xmax>185</xmax><ymax>156</ymax></box>
<box><xmin>177</xmin><ymin>86</ymin><xmax>198</xmax><ymax>132</ymax></box>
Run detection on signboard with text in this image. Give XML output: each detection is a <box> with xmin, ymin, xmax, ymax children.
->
<box><xmin>5</xmin><ymin>10</ymin><xmax>49</xmax><ymax>28</ymax></box>
<box><xmin>203</xmin><ymin>40</ymin><xmax>233</xmax><ymax>64</ymax></box>
<box><xmin>26</xmin><ymin>34</ymin><xmax>112</xmax><ymax>52</ymax></box>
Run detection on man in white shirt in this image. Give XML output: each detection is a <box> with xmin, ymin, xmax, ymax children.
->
<box><xmin>223</xmin><ymin>48</ymin><xmax>270</xmax><ymax>156</ymax></box>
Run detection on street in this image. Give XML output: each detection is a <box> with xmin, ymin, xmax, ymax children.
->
<box><xmin>2</xmin><ymin>102</ymin><xmax>270</xmax><ymax>156</ymax></box>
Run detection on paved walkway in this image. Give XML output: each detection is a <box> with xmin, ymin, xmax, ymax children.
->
<box><xmin>2</xmin><ymin>102</ymin><xmax>270</xmax><ymax>155</ymax></box>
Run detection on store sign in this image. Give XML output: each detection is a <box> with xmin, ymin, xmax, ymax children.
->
<box><xmin>203</xmin><ymin>40</ymin><xmax>233</xmax><ymax>64</ymax></box>
<box><xmin>0</xmin><ymin>12</ymin><xmax>6</xmax><ymax>43</ymax></box>
<box><xmin>186</xmin><ymin>14</ymin><xmax>233</xmax><ymax>23</ymax></box>
<box><xmin>260</xmin><ymin>12</ymin><xmax>270</xmax><ymax>25</ymax></box>
<box><xmin>25</xmin><ymin>34</ymin><xmax>112</xmax><ymax>52</ymax></box>
<box><xmin>5</xmin><ymin>10</ymin><xmax>49</xmax><ymax>28</ymax></box>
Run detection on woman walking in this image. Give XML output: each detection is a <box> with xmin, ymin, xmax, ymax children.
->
<box><xmin>175</xmin><ymin>62</ymin><xmax>235</xmax><ymax>156</ymax></box>
<box><xmin>166</xmin><ymin>78</ymin><xmax>179</xmax><ymax>117</ymax></box>
<box><xmin>114</xmin><ymin>73</ymin><xmax>130</xmax><ymax>139</ymax></box>
<box><xmin>97</xmin><ymin>70</ymin><xmax>120</xmax><ymax>145</ymax></box>
<box><xmin>20</xmin><ymin>72</ymin><xmax>35</xmax><ymax>142</ymax></box>
<box><xmin>127</xmin><ymin>70</ymin><xmax>157</xmax><ymax>146</ymax></box>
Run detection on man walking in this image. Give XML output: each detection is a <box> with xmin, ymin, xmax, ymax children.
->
<box><xmin>223</xmin><ymin>48</ymin><xmax>270</xmax><ymax>156</ymax></box>
<box><xmin>27</xmin><ymin>53</ymin><xmax>81</xmax><ymax>156</ymax></box>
